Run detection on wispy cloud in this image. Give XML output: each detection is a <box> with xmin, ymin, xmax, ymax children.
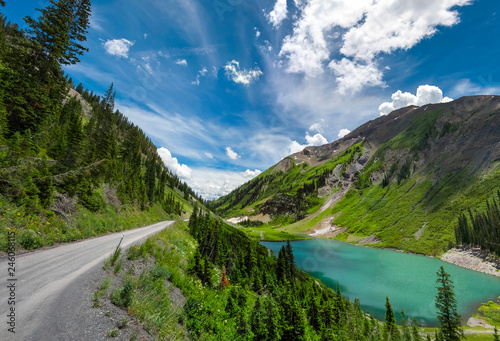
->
<box><xmin>175</xmin><ymin>59</ymin><xmax>188</xmax><ymax>66</ymax></box>
<box><xmin>189</xmin><ymin>167</ymin><xmax>262</xmax><ymax>200</ymax></box>
<box><xmin>224</xmin><ymin>60</ymin><xmax>263</xmax><ymax>85</ymax></box>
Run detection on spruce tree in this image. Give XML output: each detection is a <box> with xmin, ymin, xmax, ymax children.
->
<box><xmin>24</xmin><ymin>0</ymin><xmax>91</xmax><ymax>65</ymax></box>
<box><xmin>384</xmin><ymin>296</ymin><xmax>399</xmax><ymax>341</ymax></box>
<box><xmin>435</xmin><ymin>266</ymin><xmax>464</xmax><ymax>341</ymax></box>
<box><xmin>412</xmin><ymin>317</ymin><xmax>422</xmax><ymax>341</ymax></box>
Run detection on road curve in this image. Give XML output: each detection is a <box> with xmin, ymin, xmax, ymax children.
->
<box><xmin>1</xmin><ymin>220</ymin><xmax>173</xmax><ymax>340</ymax></box>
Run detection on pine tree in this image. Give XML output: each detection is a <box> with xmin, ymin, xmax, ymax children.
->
<box><xmin>24</xmin><ymin>0</ymin><xmax>91</xmax><ymax>65</ymax></box>
<box><xmin>494</xmin><ymin>327</ymin><xmax>499</xmax><ymax>341</ymax></box>
<box><xmin>384</xmin><ymin>296</ymin><xmax>399</xmax><ymax>341</ymax></box>
<box><xmin>412</xmin><ymin>317</ymin><xmax>422</xmax><ymax>341</ymax></box>
<box><xmin>401</xmin><ymin>310</ymin><xmax>411</xmax><ymax>341</ymax></box>
<box><xmin>435</xmin><ymin>266</ymin><xmax>464</xmax><ymax>341</ymax></box>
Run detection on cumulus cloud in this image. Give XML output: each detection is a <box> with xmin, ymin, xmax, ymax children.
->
<box><xmin>158</xmin><ymin>147</ymin><xmax>192</xmax><ymax>179</ymax></box>
<box><xmin>255</xmin><ymin>27</ymin><xmax>261</xmax><ymax>37</ymax></box>
<box><xmin>224</xmin><ymin>60</ymin><xmax>263</xmax><ymax>85</ymax></box>
<box><xmin>226</xmin><ymin>147</ymin><xmax>241</xmax><ymax>160</ymax></box>
<box><xmin>267</xmin><ymin>0</ymin><xmax>288</xmax><ymax>28</ymax></box>
<box><xmin>378</xmin><ymin>85</ymin><xmax>453</xmax><ymax>116</ymax></box>
<box><xmin>279</xmin><ymin>0</ymin><xmax>471</xmax><ymax>93</ymax></box>
<box><xmin>284</xmin><ymin>132</ymin><xmax>329</xmax><ymax>157</ymax></box>
<box><xmin>338</xmin><ymin>128</ymin><xmax>351</xmax><ymax>138</ymax></box>
<box><xmin>188</xmin><ymin>168</ymin><xmax>263</xmax><ymax>200</ymax></box>
<box><xmin>175</xmin><ymin>59</ymin><xmax>187</xmax><ymax>66</ymax></box>
<box><xmin>243</xmin><ymin>169</ymin><xmax>262</xmax><ymax>178</ymax></box>
<box><xmin>103</xmin><ymin>39</ymin><xmax>134</xmax><ymax>58</ymax></box>
<box><xmin>329</xmin><ymin>58</ymin><xmax>384</xmax><ymax>95</ymax></box>
<box><xmin>306</xmin><ymin>133</ymin><xmax>328</xmax><ymax>146</ymax></box>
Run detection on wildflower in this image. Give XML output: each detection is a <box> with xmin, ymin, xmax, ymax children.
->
<box><xmin>17</xmin><ymin>212</ymin><xmax>20</xmax><ymax>216</ymax></box>
<box><xmin>47</xmin><ymin>222</ymin><xmax>50</xmax><ymax>225</ymax></box>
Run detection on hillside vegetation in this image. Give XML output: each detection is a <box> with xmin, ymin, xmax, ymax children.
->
<box><xmin>211</xmin><ymin>96</ymin><xmax>500</xmax><ymax>255</ymax></box>
<box><xmin>0</xmin><ymin>2</ymin><xmax>201</xmax><ymax>251</ymax></box>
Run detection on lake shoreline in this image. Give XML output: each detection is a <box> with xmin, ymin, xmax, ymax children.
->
<box><xmin>306</xmin><ymin>231</ymin><xmax>500</xmax><ymax>278</ymax></box>
<box><xmin>440</xmin><ymin>246</ymin><xmax>500</xmax><ymax>278</ymax></box>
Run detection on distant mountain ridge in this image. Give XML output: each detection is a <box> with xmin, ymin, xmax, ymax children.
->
<box><xmin>210</xmin><ymin>95</ymin><xmax>500</xmax><ymax>255</ymax></box>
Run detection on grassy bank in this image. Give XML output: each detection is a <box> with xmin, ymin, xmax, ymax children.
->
<box><xmin>0</xmin><ymin>196</ymin><xmax>174</xmax><ymax>252</ymax></box>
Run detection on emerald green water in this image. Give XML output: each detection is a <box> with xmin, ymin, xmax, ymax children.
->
<box><xmin>261</xmin><ymin>239</ymin><xmax>500</xmax><ymax>326</ymax></box>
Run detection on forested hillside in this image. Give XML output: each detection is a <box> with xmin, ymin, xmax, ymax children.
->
<box><xmin>101</xmin><ymin>210</ymin><xmax>428</xmax><ymax>340</ymax></box>
<box><xmin>210</xmin><ymin>96</ymin><xmax>500</xmax><ymax>256</ymax></box>
<box><xmin>0</xmin><ymin>1</ymin><xmax>201</xmax><ymax>251</ymax></box>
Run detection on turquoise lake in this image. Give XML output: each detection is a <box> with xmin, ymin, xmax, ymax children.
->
<box><xmin>261</xmin><ymin>239</ymin><xmax>500</xmax><ymax>326</ymax></box>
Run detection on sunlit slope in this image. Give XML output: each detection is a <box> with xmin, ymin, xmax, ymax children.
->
<box><xmin>210</xmin><ymin>95</ymin><xmax>500</xmax><ymax>255</ymax></box>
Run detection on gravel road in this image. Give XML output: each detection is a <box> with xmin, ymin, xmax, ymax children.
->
<box><xmin>0</xmin><ymin>221</ymin><xmax>173</xmax><ymax>340</ymax></box>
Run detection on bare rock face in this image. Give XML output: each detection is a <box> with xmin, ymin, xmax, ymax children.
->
<box><xmin>441</xmin><ymin>247</ymin><xmax>500</xmax><ymax>277</ymax></box>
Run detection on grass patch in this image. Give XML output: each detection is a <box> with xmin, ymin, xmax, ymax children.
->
<box><xmin>0</xmin><ymin>197</ymin><xmax>173</xmax><ymax>252</ymax></box>
<box><xmin>475</xmin><ymin>300</ymin><xmax>500</xmax><ymax>327</ymax></box>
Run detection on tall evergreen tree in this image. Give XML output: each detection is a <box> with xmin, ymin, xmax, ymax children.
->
<box><xmin>435</xmin><ymin>266</ymin><xmax>464</xmax><ymax>341</ymax></box>
<box><xmin>24</xmin><ymin>0</ymin><xmax>91</xmax><ymax>65</ymax></box>
<box><xmin>383</xmin><ymin>296</ymin><xmax>399</xmax><ymax>341</ymax></box>
<box><xmin>412</xmin><ymin>317</ymin><xmax>422</xmax><ymax>341</ymax></box>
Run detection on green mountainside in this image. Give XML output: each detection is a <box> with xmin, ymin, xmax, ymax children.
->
<box><xmin>210</xmin><ymin>96</ymin><xmax>500</xmax><ymax>255</ymax></box>
<box><xmin>0</xmin><ymin>4</ymin><xmax>202</xmax><ymax>251</ymax></box>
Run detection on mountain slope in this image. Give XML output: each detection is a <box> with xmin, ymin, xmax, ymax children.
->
<box><xmin>210</xmin><ymin>95</ymin><xmax>500</xmax><ymax>255</ymax></box>
<box><xmin>0</xmin><ymin>12</ymin><xmax>201</xmax><ymax>252</ymax></box>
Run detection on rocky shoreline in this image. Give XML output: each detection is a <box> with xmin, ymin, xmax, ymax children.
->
<box><xmin>441</xmin><ymin>247</ymin><xmax>500</xmax><ymax>277</ymax></box>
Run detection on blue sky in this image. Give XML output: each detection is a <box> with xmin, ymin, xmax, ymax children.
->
<box><xmin>3</xmin><ymin>0</ymin><xmax>500</xmax><ymax>199</ymax></box>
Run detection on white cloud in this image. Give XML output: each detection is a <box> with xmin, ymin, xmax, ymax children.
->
<box><xmin>144</xmin><ymin>33</ymin><xmax>148</xmax><ymax>39</ymax></box>
<box><xmin>267</xmin><ymin>0</ymin><xmax>288</xmax><ymax>28</ymax></box>
<box><xmin>243</xmin><ymin>169</ymin><xmax>262</xmax><ymax>178</ymax></box>
<box><xmin>378</xmin><ymin>85</ymin><xmax>453</xmax><ymax>116</ymax></box>
<box><xmin>338</xmin><ymin>128</ymin><xmax>351</xmax><ymax>138</ymax></box>
<box><xmin>305</xmin><ymin>133</ymin><xmax>328</xmax><ymax>146</ymax></box>
<box><xmin>329</xmin><ymin>58</ymin><xmax>384</xmax><ymax>95</ymax></box>
<box><xmin>224</xmin><ymin>60</ymin><xmax>263</xmax><ymax>85</ymax></box>
<box><xmin>191</xmin><ymin>67</ymin><xmax>208</xmax><ymax>86</ymax></box>
<box><xmin>279</xmin><ymin>0</ymin><xmax>471</xmax><ymax>93</ymax></box>
<box><xmin>255</xmin><ymin>27</ymin><xmax>261</xmax><ymax>37</ymax></box>
<box><xmin>103</xmin><ymin>39</ymin><xmax>134</xmax><ymax>58</ymax></box>
<box><xmin>308</xmin><ymin>122</ymin><xmax>324</xmax><ymax>133</ymax></box>
<box><xmin>175</xmin><ymin>59</ymin><xmax>188</xmax><ymax>66</ymax></box>
<box><xmin>226</xmin><ymin>147</ymin><xmax>241</xmax><ymax>160</ymax></box>
<box><xmin>158</xmin><ymin>147</ymin><xmax>192</xmax><ymax>179</ymax></box>
<box><xmin>204</xmin><ymin>152</ymin><xmax>214</xmax><ymax>159</ymax></box>
<box><xmin>188</xmin><ymin>168</ymin><xmax>262</xmax><ymax>200</ymax></box>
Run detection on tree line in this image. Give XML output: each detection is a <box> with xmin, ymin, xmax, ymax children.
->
<box><xmin>0</xmin><ymin>1</ymin><xmax>201</xmax><ymax>220</ymax></box>
<box><xmin>186</xmin><ymin>207</ymin><xmax>465</xmax><ymax>340</ymax></box>
<box><xmin>455</xmin><ymin>191</ymin><xmax>500</xmax><ymax>255</ymax></box>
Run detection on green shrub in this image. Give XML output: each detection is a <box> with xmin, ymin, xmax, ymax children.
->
<box><xmin>111</xmin><ymin>277</ymin><xmax>135</xmax><ymax>307</ymax></box>
<box><xmin>150</xmin><ymin>265</ymin><xmax>171</xmax><ymax>281</ymax></box>
<box><xmin>17</xmin><ymin>229</ymin><xmax>43</xmax><ymax>250</ymax></box>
